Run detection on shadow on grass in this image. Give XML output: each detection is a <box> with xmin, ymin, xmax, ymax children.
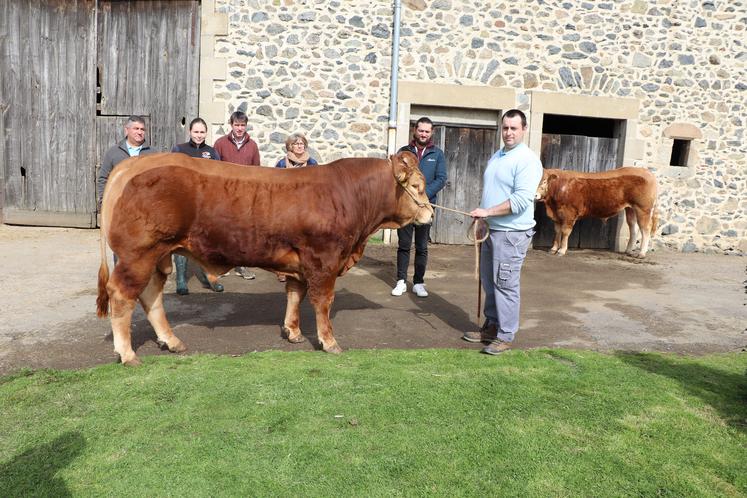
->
<box><xmin>0</xmin><ymin>430</ymin><xmax>84</xmax><ymax>497</ymax></box>
<box><xmin>616</xmin><ymin>352</ymin><xmax>747</xmax><ymax>434</ymax></box>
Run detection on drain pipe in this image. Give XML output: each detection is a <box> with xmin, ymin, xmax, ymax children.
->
<box><xmin>384</xmin><ymin>0</ymin><xmax>402</xmax><ymax>244</ymax></box>
<box><xmin>387</xmin><ymin>0</ymin><xmax>402</xmax><ymax>156</ymax></box>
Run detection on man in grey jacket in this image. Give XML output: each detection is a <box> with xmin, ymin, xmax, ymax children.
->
<box><xmin>97</xmin><ymin>115</ymin><xmax>154</xmax><ymax>209</ymax></box>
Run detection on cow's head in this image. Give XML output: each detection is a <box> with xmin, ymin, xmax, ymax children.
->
<box><xmin>535</xmin><ymin>172</ymin><xmax>558</xmax><ymax>201</ymax></box>
<box><xmin>391</xmin><ymin>151</ymin><xmax>434</xmax><ymax>225</ymax></box>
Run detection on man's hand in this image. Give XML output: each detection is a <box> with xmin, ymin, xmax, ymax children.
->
<box><xmin>470</xmin><ymin>207</ymin><xmax>490</xmax><ymax>218</ymax></box>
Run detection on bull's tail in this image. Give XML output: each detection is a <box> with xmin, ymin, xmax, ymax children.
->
<box><xmin>96</xmin><ymin>223</ymin><xmax>110</xmax><ymax>318</ymax></box>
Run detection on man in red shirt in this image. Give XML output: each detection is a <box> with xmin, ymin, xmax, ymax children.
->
<box><xmin>213</xmin><ymin>111</ymin><xmax>261</xmax><ymax>280</ymax></box>
<box><xmin>214</xmin><ymin>111</ymin><xmax>260</xmax><ymax>166</ymax></box>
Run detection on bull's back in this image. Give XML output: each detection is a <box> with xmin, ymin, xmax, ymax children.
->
<box><xmin>549</xmin><ymin>167</ymin><xmax>656</xmax><ymax>219</ymax></box>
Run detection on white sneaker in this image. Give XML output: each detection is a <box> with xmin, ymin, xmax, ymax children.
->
<box><xmin>412</xmin><ymin>283</ymin><xmax>428</xmax><ymax>297</ymax></box>
<box><xmin>391</xmin><ymin>279</ymin><xmax>407</xmax><ymax>296</ymax></box>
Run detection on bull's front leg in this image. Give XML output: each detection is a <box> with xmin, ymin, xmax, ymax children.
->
<box><xmin>557</xmin><ymin>222</ymin><xmax>574</xmax><ymax>256</ymax></box>
<box><xmin>550</xmin><ymin>222</ymin><xmax>563</xmax><ymax>254</ymax></box>
<box><xmin>282</xmin><ymin>277</ymin><xmax>308</xmax><ymax>344</ymax></box>
<box><xmin>307</xmin><ymin>276</ymin><xmax>342</xmax><ymax>354</ymax></box>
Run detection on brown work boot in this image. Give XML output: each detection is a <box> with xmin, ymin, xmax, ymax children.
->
<box><xmin>481</xmin><ymin>340</ymin><xmax>512</xmax><ymax>355</ymax></box>
<box><xmin>462</xmin><ymin>321</ymin><xmax>498</xmax><ymax>344</ymax></box>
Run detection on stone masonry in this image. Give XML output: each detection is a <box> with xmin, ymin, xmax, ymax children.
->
<box><xmin>207</xmin><ymin>0</ymin><xmax>745</xmax><ymax>255</ymax></box>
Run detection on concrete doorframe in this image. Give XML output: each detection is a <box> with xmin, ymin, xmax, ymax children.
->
<box><xmin>527</xmin><ymin>91</ymin><xmax>645</xmax><ymax>252</ymax></box>
<box><xmin>385</xmin><ymin>81</ymin><xmax>516</xmax><ymax>244</ymax></box>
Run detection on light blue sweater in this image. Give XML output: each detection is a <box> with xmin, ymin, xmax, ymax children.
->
<box><xmin>480</xmin><ymin>143</ymin><xmax>543</xmax><ymax>231</ymax></box>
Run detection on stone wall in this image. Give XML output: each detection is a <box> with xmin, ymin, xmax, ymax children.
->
<box><xmin>208</xmin><ymin>0</ymin><xmax>745</xmax><ymax>254</ymax></box>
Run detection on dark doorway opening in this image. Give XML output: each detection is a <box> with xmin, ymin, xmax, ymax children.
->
<box><xmin>534</xmin><ymin>114</ymin><xmax>624</xmax><ymax>251</ymax></box>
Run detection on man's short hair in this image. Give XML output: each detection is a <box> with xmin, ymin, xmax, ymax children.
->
<box><xmin>502</xmin><ymin>109</ymin><xmax>527</xmax><ymax>128</ymax></box>
<box><xmin>415</xmin><ymin>116</ymin><xmax>434</xmax><ymax>128</ymax></box>
<box><xmin>126</xmin><ymin>115</ymin><xmax>146</xmax><ymax>128</ymax></box>
<box><xmin>229</xmin><ymin>111</ymin><xmax>248</xmax><ymax>125</ymax></box>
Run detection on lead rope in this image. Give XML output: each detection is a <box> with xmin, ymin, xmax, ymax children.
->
<box><xmin>392</xmin><ymin>158</ymin><xmax>488</xmax><ymax>322</ymax></box>
<box><xmin>429</xmin><ymin>203</ymin><xmax>489</xmax><ymax>323</ymax></box>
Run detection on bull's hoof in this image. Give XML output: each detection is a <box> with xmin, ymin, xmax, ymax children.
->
<box><xmin>282</xmin><ymin>326</ymin><xmax>306</xmax><ymax>343</ymax></box>
<box><xmin>168</xmin><ymin>339</ymin><xmax>188</xmax><ymax>353</ymax></box>
<box><xmin>121</xmin><ymin>355</ymin><xmax>142</xmax><ymax>367</ymax></box>
<box><xmin>323</xmin><ymin>344</ymin><xmax>343</xmax><ymax>354</ymax></box>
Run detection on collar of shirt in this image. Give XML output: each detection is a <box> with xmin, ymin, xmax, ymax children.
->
<box><xmin>127</xmin><ymin>143</ymin><xmax>143</xmax><ymax>156</ymax></box>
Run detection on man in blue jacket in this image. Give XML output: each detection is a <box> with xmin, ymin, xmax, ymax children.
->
<box><xmin>392</xmin><ymin>117</ymin><xmax>447</xmax><ymax>298</ymax></box>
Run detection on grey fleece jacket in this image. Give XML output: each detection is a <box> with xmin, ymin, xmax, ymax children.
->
<box><xmin>97</xmin><ymin>139</ymin><xmax>154</xmax><ymax>208</ymax></box>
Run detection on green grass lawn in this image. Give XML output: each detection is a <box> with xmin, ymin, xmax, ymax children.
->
<box><xmin>1</xmin><ymin>349</ymin><xmax>745</xmax><ymax>497</ymax></box>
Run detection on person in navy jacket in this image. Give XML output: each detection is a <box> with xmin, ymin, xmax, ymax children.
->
<box><xmin>171</xmin><ymin>117</ymin><xmax>224</xmax><ymax>295</ymax></box>
<box><xmin>391</xmin><ymin>117</ymin><xmax>447</xmax><ymax>298</ymax></box>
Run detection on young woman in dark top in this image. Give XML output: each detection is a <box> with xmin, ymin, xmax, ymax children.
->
<box><xmin>171</xmin><ymin>117</ymin><xmax>224</xmax><ymax>295</ymax></box>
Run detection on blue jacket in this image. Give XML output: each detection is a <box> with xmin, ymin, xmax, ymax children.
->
<box><xmin>398</xmin><ymin>143</ymin><xmax>447</xmax><ymax>203</ymax></box>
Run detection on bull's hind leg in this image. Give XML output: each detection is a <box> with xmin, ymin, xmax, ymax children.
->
<box><xmin>138</xmin><ymin>269</ymin><xmax>187</xmax><ymax>354</ymax></box>
<box><xmin>107</xmin><ymin>258</ymin><xmax>160</xmax><ymax>366</ymax></box>
<box><xmin>624</xmin><ymin>207</ymin><xmax>638</xmax><ymax>256</ymax></box>
<box><xmin>634</xmin><ymin>206</ymin><xmax>654</xmax><ymax>258</ymax></box>
<box><xmin>109</xmin><ymin>291</ymin><xmax>139</xmax><ymax>366</ymax></box>
<box><xmin>282</xmin><ymin>277</ymin><xmax>308</xmax><ymax>344</ymax></box>
<box><xmin>308</xmin><ymin>277</ymin><xmax>342</xmax><ymax>354</ymax></box>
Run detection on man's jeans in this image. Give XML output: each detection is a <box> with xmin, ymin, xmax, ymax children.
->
<box><xmin>396</xmin><ymin>223</ymin><xmax>431</xmax><ymax>284</ymax></box>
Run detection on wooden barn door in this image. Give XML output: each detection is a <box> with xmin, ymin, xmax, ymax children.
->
<box><xmin>534</xmin><ymin>134</ymin><xmax>619</xmax><ymax>249</ymax></box>
<box><xmin>430</xmin><ymin>125</ymin><xmax>498</xmax><ymax>244</ymax></box>
<box><xmin>0</xmin><ymin>0</ymin><xmax>199</xmax><ymax>227</ymax></box>
<box><xmin>96</xmin><ymin>0</ymin><xmax>200</xmax><ymax>165</ymax></box>
<box><xmin>0</xmin><ymin>0</ymin><xmax>97</xmax><ymax>227</ymax></box>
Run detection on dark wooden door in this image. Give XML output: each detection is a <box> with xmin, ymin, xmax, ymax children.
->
<box><xmin>1</xmin><ymin>0</ymin><xmax>98</xmax><ymax>227</ymax></box>
<box><xmin>534</xmin><ymin>134</ymin><xmax>619</xmax><ymax>249</ymax></box>
<box><xmin>96</xmin><ymin>0</ymin><xmax>200</xmax><ymax>156</ymax></box>
<box><xmin>429</xmin><ymin>125</ymin><xmax>498</xmax><ymax>244</ymax></box>
<box><xmin>0</xmin><ymin>0</ymin><xmax>199</xmax><ymax>227</ymax></box>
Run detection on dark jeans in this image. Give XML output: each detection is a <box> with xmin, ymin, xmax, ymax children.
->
<box><xmin>396</xmin><ymin>223</ymin><xmax>431</xmax><ymax>284</ymax></box>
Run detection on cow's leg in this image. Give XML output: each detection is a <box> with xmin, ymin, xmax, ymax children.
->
<box><xmin>107</xmin><ymin>257</ymin><xmax>160</xmax><ymax>366</ymax></box>
<box><xmin>138</xmin><ymin>269</ymin><xmax>187</xmax><ymax>353</ymax></box>
<box><xmin>624</xmin><ymin>207</ymin><xmax>638</xmax><ymax>255</ymax></box>
<box><xmin>109</xmin><ymin>289</ymin><xmax>139</xmax><ymax>366</ymax></box>
<box><xmin>282</xmin><ymin>277</ymin><xmax>308</xmax><ymax>344</ymax></box>
<box><xmin>550</xmin><ymin>222</ymin><xmax>563</xmax><ymax>254</ymax></box>
<box><xmin>634</xmin><ymin>207</ymin><xmax>653</xmax><ymax>258</ymax></box>
<box><xmin>557</xmin><ymin>223</ymin><xmax>573</xmax><ymax>256</ymax></box>
<box><xmin>308</xmin><ymin>277</ymin><xmax>342</xmax><ymax>354</ymax></box>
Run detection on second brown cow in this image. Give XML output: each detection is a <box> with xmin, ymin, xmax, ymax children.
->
<box><xmin>534</xmin><ymin>167</ymin><xmax>658</xmax><ymax>258</ymax></box>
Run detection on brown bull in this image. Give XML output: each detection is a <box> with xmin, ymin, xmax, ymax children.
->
<box><xmin>96</xmin><ymin>151</ymin><xmax>433</xmax><ymax>365</ymax></box>
<box><xmin>535</xmin><ymin>167</ymin><xmax>658</xmax><ymax>258</ymax></box>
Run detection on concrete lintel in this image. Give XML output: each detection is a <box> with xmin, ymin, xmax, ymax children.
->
<box><xmin>530</xmin><ymin>91</ymin><xmax>639</xmax><ymax>120</ymax></box>
<box><xmin>398</xmin><ymin>81</ymin><xmax>515</xmax><ymax>110</ymax></box>
<box><xmin>663</xmin><ymin>122</ymin><xmax>702</xmax><ymax>140</ymax></box>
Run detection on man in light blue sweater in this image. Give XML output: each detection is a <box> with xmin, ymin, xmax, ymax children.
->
<box><xmin>463</xmin><ymin>109</ymin><xmax>543</xmax><ymax>355</ymax></box>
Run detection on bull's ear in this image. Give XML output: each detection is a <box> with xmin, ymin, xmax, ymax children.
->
<box><xmin>548</xmin><ymin>173</ymin><xmax>558</xmax><ymax>182</ymax></box>
<box><xmin>390</xmin><ymin>153</ymin><xmax>409</xmax><ymax>183</ymax></box>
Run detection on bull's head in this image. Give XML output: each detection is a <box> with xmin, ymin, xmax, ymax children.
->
<box><xmin>535</xmin><ymin>172</ymin><xmax>557</xmax><ymax>201</ymax></box>
<box><xmin>391</xmin><ymin>151</ymin><xmax>434</xmax><ymax>225</ymax></box>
